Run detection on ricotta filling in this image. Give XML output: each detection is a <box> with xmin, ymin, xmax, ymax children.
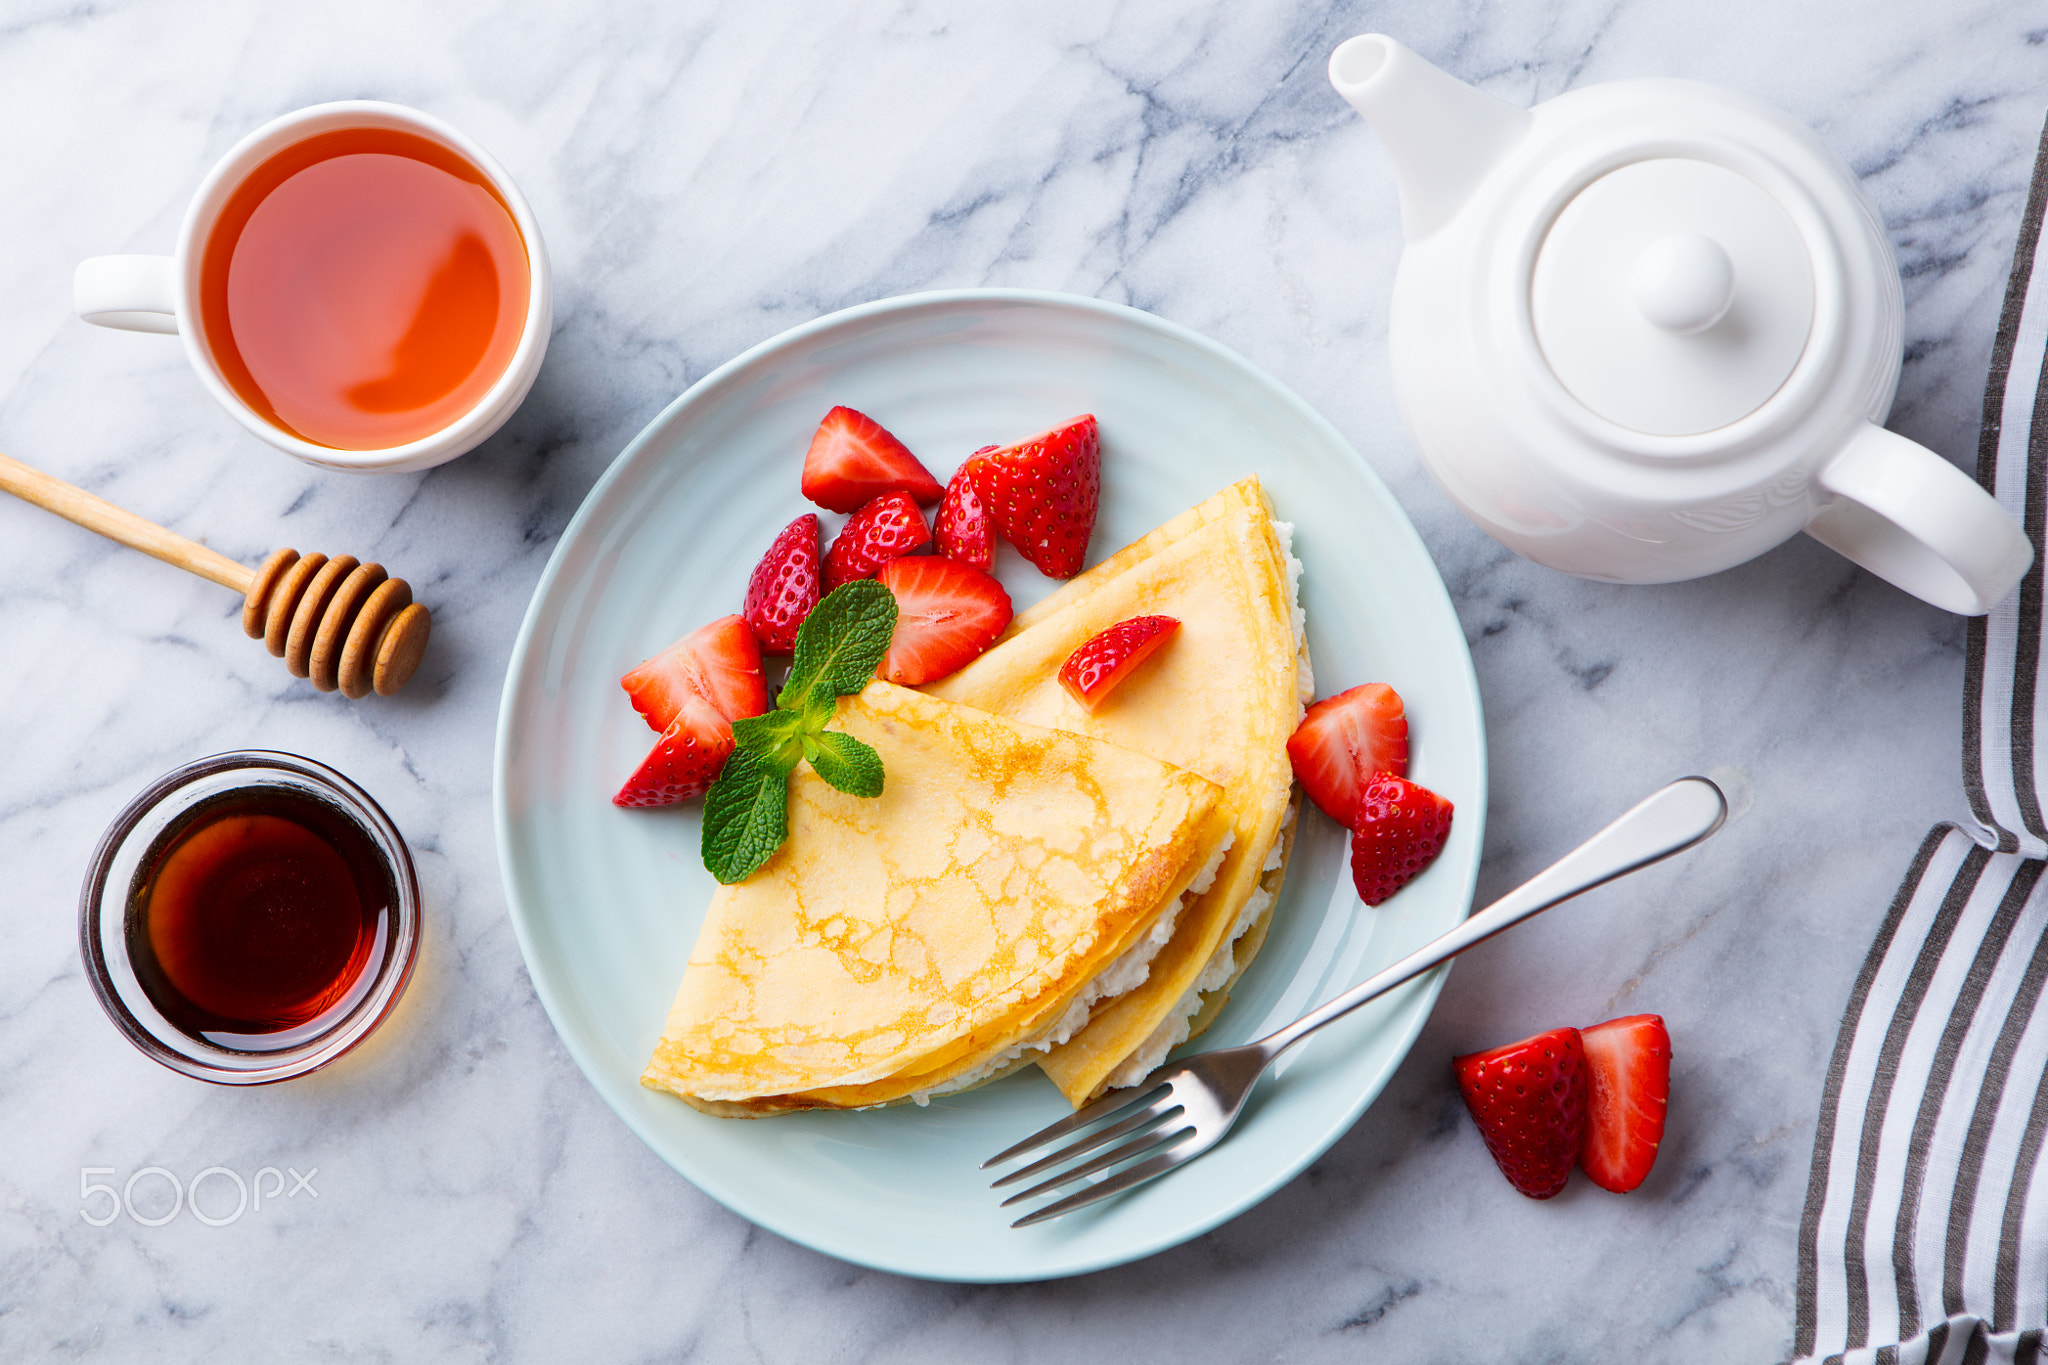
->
<box><xmin>1103</xmin><ymin>881</ymin><xmax>1276</xmax><ymax>1092</ymax></box>
<box><xmin>908</xmin><ymin>837</ymin><xmax>1232</xmax><ymax>1104</ymax></box>
<box><xmin>1270</xmin><ymin>519</ymin><xmax>1313</xmax><ymax>705</ymax></box>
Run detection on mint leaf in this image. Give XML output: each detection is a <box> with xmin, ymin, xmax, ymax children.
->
<box><xmin>731</xmin><ymin>708</ymin><xmax>809</xmax><ymax>772</ymax></box>
<box><xmin>780</xmin><ymin>579</ymin><xmax>898</xmax><ymax>712</ymax></box>
<box><xmin>807</xmin><ymin>729</ymin><xmax>884</xmax><ymax>798</ymax></box>
<box><xmin>701</xmin><ymin>747</ymin><xmax>791</xmax><ymax>885</ymax></box>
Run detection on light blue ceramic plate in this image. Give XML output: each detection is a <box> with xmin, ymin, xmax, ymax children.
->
<box><xmin>493</xmin><ymin>290</ymin><xmax>1486</xmax><ymax>1282</ymax></box>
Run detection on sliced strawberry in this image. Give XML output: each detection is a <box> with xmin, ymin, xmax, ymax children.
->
<box><xmin>1059</xmin><ymin>615</ymin><xmax>1180</xmax><ymax>712</ymax></box>
<box><xmin>742</xmin><ymin>513</ymin><xmax>821</xmax><ymax>655</ymax></box>
<box><xmin>1349</xmin><ymin>772</ymin><xmax>1452</xmax><ymax>906</ymax></box>
<box><xmin>621</xmin><ymin>614</ymin><xmax>768</xmax><ymax>735</ymax></box>
<box><xmin>824</xmin><ymin>491</ymin><xmax>933</xmax><ymax>590</ymax></box>
<box><xmin>1287</xmin><ymin>683</ymin><xmax>1409</xmax><ymax>826</ymax></box>
<box><xmin>875</xmin><ymin>556</ymin><xmax>1013</xmax><ymax>686</ymax></box>
<box><xmin>973</xmin><ymin>415</ymin><xmax>1099</xmax><ymax>578</ymax></box>
<box><xmin>1454</xmin><ymin>1026</ymin><xmax>1589</xmax><ymax>1200</ymax></box>
<box><xmin>799</xmin><ymin>407</ymin><xmax>943</xmax><ymax>513</ymax></box>
<box><xmin>935</xmin><ymin>456</ymin><xmax>996</xmax><ymax>571</ymax></box>
<box><xmin>1579</xmin><ymin>1014</ymin><xmax>1671</xmax><ymax>1193</ymax></box>
<box><xmin>613</xmin><ymin>692</ymin><xmax>735</xmax><ymax>807</ymax></box>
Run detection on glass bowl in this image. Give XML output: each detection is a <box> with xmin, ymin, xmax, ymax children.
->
<box><xmin>79</xmin><ymin>750</ymin><xmax>420</xmax><ymax>1084</ymax></box>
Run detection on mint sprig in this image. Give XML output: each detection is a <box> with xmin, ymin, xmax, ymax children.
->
<box><xmin>701</xmin><ymin>579</ymin><xmax>897</xmax><ymax>884</ymax></box>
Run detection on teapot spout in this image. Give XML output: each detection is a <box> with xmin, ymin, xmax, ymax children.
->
<box><xmin>1328</xmin><ymin>34</ymin><xmax>1530</xmax><ymax>241</ymax></box>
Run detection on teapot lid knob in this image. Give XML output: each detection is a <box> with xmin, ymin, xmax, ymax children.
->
<box><xmin>1530</xmin><ymin>158</ymin><xmax>1816</xmax><ymax>438</ymax></box>
<box><xmin>1631</xmin><ymin>233</ymin><xmax>1735</xmax><ymax>335</ymax></box>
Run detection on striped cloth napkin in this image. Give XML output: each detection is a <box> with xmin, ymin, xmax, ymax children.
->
<box><xmin>1795</xmin><ymin>120</ymin><xmax>2048</xmax><ymax>1365</ymax></box>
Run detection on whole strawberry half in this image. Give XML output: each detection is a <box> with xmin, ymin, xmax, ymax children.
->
<box><xmin>825</xmin><ymin>491</ymin><xmax>932</xmax><ymax>590</ymax></box>
<box><xmin>935</xmin><ymin>456</ymin><xmax>996</xmax><ymax>571</ymax></box>
<box><xmin>1059</xmin><ymin>615</ymin><xmax>1180</xmax><ymax>712</ymax></box>
<box><xmin>1578</xmin><ymin>1014</ymin><xmax>1671</xmax><ymax>1193</ymax></box>
<box><xmin>973</xmin><ymin>415</ymin><xmax>1100</xmax><ymax>579</ymax></box>
<box><xmin>1454</xmin><ymin>1026</ymin><xmax>1590</xmax><ymax>1199</ymax></box>
<box><xmin>1350</xmin><ymin>772</ymin><xmax>1452</xmax><ymax>906</ymax></box>
<box><xmin>614</xmin><ymin>692</ymin><xmax>735</xmax><ymax>807</ymax></box>
<box><xmin>800</xmin><ymin>406</ymin><xmax>943</xmax><ymax>513</ymax></box>
<box><xmin>620</xmin><ymin>614</ymin><xmax>768</xmax><ymax>735</ymax></box>
<box><xmin>742</xmin><ymin>513</ymin><xmax>821</xmax><ymax>655</ymax></box>
<box><xmin>1287</xmin><ymin>682</ymin><xmax>1409</xmax><ymax>826</ymax></box>
<box><xmin>875</xmin><ymin>555</ymin><xmax>1013</xmax><ymax>686</ymax></box>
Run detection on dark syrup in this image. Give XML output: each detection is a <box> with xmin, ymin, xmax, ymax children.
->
<box><xmin>126</xmin><ymin>787</ymin><xmax>394</xmax><ymax>1045</ymax></box>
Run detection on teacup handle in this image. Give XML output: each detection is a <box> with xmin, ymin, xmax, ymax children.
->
<box><xmin>74</xmin><ymin>255</ymin><xmax>179</xmax><ymax>335</ymax></box>
<box><xmin>1805</xmin><ymin>421</ymin><xmax>2033</xmax><ymax>615</ymax></box>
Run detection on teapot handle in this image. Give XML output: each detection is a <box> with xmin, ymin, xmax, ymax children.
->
<box><xmin>1805</xmin><ymin>421</ymin><xmax>2032</xmax><ymax>615</ymax></box>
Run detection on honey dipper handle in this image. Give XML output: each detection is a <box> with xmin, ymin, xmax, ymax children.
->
<box><xmin>0</xmin><ymin>449</ymin><xmax>253</xmax><ymax>593</ymax></box>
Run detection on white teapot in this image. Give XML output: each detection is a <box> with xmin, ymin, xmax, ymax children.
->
<box><xmin>1327</xmin><ymin>34</ymin><xmax>2032</xmax><ymax>615</ymax></box>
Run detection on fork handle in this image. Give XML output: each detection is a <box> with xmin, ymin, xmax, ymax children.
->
<box><xmin>1255</xmin><ymin>776</ymin><xmax>1728</xmax><ymax>1059</ymax></box>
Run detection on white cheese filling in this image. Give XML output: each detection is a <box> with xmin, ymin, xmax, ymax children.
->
<box><xmin>908</xmin><ymin>837</ymin><xmax>1232</xmax><ymax>1105</ymax></box>
<box><xmin>1103</xmin><ymin>882</ymin><xmax>1276</xmax><ymax>1092</ymax></box>
<box><xmin>1270</xmin><ymin>519</ymin><xmax>1313</xmax><ymax>705</ymax></box>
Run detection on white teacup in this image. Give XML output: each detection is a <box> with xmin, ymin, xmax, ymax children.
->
<box><xmin>75</xmin><ymin>101</ymin><xmax>552</xmax><ymax>475</ymax></box>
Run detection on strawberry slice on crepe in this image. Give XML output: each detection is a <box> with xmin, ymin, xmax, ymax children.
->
<box><xmin>1059</xmin><ymin>615</ymin><xmax>1180</xmax><ymax>712</ymax></box>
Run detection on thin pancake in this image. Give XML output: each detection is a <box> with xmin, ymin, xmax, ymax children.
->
<box><xmin>641</xmin><ymin>680</ymin><xmax>1229</xmax><ymax>1114</ymax></box>
<box><xmin>927</xmin><ymin>477</ymin><xmax>1307</xmax><ymax>1104</ymax></box>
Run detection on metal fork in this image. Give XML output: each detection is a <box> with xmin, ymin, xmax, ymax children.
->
<box><xmin>984</xmin><ymin>775</ymin><xmax>1728</xmax><ymax>1227</ymax></box>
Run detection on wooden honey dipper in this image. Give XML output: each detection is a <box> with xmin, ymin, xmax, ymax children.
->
<box><xmin>0</xmin><ymin>450</ymin><xmax>430</xmax><ymax>698</ymax></box>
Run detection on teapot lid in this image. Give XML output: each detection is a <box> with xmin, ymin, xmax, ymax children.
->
<box><xmin>1530</xmin><ymin>157</ymin><xmax>1815</xmax><ymax>437</ymax></box>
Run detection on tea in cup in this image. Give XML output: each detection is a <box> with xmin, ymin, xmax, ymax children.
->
<box><xmin>75</xmin><ymin>102</ymin><xmax>552</xmax><ymax>474</ymax></box>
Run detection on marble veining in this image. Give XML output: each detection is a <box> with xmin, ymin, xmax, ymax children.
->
<box><xmin>1</xmin><ymin>0</ymin><xmax>2044</xmax><ymax>1359</ymax></box>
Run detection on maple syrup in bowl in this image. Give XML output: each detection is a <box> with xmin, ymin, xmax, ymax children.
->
<box><xmin>80</xmin><ymin>752</ymin><xmax>420</xmax><ymax>1083</ymax></box>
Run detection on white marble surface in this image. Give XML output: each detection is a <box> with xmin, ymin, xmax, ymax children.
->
<box><xmin>2</xmin><ymin>1</ymin><xmax>2044</xmax><ymax>1359</ymax></box>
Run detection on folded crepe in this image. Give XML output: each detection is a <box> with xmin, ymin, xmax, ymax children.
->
<box><xmin>926</xmin><ymin>477</ymin><xmax>1310</xmax><ymax>1105</ymax></box>
<box><xmin>641</xmin><ymin>680</ymin><xmax>1233</xmax><ymax>1116</ymax></box>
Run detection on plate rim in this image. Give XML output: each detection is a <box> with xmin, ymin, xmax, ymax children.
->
<box><xmin>491</xmin><ymin>286</ymin><xmax>1487</xmax><ymax>1281</ymax></box>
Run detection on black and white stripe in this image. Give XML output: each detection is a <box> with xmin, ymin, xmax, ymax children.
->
<box><xmin>1797</xmin><ymin>118</ymin><xmax>2048</xmax><ymax>1364</ymax></box>
<box><xmin>1965</xmin><ymin>119</ymin><xmax>2048</xmax><ymax>859</ymax></box>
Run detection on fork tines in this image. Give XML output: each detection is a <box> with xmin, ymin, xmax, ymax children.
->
<box><xmin>983</xmin><ymin>1081</ymin><xmax>1197</xmax><ymax>1228</ymax></box>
